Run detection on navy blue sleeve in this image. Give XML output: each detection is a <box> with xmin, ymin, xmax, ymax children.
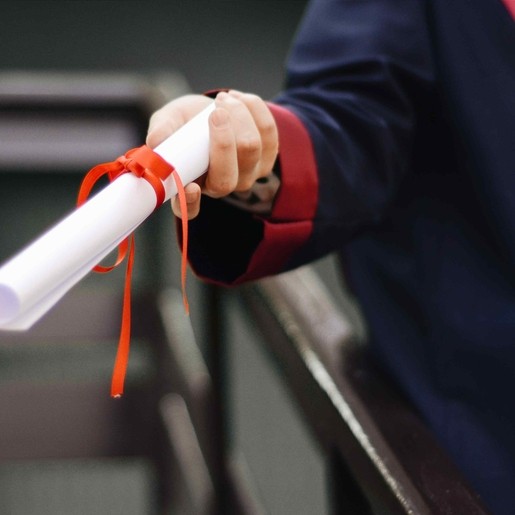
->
<box><xmin>274</xmin><ymin>0</ymin><xmax>435</xmax><ymax>266</ymax></box>
<box><xmin>185</xmin><ymin>0</ymin><xmax>435</xmax><ymax>285</ymax></box>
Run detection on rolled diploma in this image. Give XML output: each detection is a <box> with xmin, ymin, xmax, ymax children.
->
<box><xmin>0</xmin><ymin>102</ymin><xmax>215</xmax><ymax>330</ymax></box>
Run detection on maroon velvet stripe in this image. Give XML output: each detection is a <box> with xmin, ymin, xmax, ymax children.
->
<box><xmin>236</xmin><ymin>103</ymin><xmax>319</xmax><ymax>282</ymax></box>
<box><xmin>501</xmin><ymin>0</ymin><xmax>515</xmax><ymax>20</ymax></box>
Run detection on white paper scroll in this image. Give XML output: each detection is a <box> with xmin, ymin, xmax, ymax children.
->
<box><xmin>0</xmin><ymin>102</ymin><xmax>215</xmax><ymax>330</ymax></box>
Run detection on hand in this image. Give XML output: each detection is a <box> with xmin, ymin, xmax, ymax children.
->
<box><xmin>146</xmin><ymin>90</ymin><xmax>279</xmax><ymax>219</ymax></box>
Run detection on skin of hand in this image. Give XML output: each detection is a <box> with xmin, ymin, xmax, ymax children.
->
<box><xmin>146</xmin><ymin>90</ymin><xmax>279</xmax><ymax>220</ymax></box>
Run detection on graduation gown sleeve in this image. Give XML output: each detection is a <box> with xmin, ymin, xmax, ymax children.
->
<box><xmin>185</xmin><ymin>0</ymin><xmax>434</xmax><ymax>285</ymax></box>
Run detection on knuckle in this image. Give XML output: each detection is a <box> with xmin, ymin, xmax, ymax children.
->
<box><xmin>238</xmin><ymin>134</ymin><xmax>261</xmax><ymax>155</ymax></box>
<box><xmin>214</xmin><ymin>137</ymin><xmax>234</xmax><ymax>152</ymax></box>
<box><xmin>217</xmin><ymin>139</ymin><xmax>234</xmax><ymax>152</ymax></box>
<box><xmin>216</xmin><ymin>92</ymin><xmax>242</xmax><ymax>109</ymax></box>
<box><xmin>216</xmin><ymin>181</ymin><xmax>236</xmax><ymax>197</ymax></box>
<box><xmin>261</xmin><ymin>119</ymin><xmax>278</xmax><ymax>138</ymax></box>
<box><xmin>209</xmin><ymin>175</ymin><xmax>237</xmax><ymax>197</ymax></box>
<box><xmin>237</xmin><ymin>176</ymin><xmax>256</xmax><ymax>192</ymax></box>
<box><xmin>241</xmin><ymin>92</ymin><xmax>261</xmax><ymax>106</ymax></box>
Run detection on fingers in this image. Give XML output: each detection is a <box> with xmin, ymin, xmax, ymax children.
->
<box><xmin>204</xmin><ymin>106</ymin><xmax>239</xmax><ymax>198</ymax></box>
<box><xmin>148</xmin><ymin>90</ymin><xmax>279</xmax><ymax>220</ymax></box>
<box><xmin>215</xmin><ymin>92</ymin><xmax>262</xmax><ymax>191</ymax></box>
<box><xmin>206</xmin><ymin>90</ymin><xmax>278</xmax><ymax>195</ymax></box>
<box><xmin>228</xmin><ymin>90</ymin><xmax>279</xmax><ymax>183</ymax></box>
<box><xmin>171</xmin><ymin>182</ymin><xmax>201</xmax><ymax>220</ymax></box>
<box><xmin>146</xmin><ymin>94</ymin><xmax>213</xmax><ymax>148</ymax></box>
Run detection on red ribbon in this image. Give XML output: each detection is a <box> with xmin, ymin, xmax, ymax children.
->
<box><xmin>77</xmin><ymin>145</ymin><xmax>189</xmax><ymax>398</ymax></box>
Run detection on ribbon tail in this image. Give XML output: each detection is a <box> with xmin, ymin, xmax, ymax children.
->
<box><xmin>77</xmin><ymin>162</ymin><xmax>122</xmax><ymax>207</ymax></box>
<box><xmin>171</xmin><ymin>169</ymin><xmax>190</xmax><ymax>315</ymax></box>
<box><xmin>110</xmin><ymin>234</ymin><xmax>135</xmax><ymax>398</ymax></box>
<box><xmin>76</xmin><ymin>146</ymin><xmax>185</xmax><ymax>398</ymax></box>
<box><xmin>94</xmin><ymin>237</ymin><xmax>129</xmax><ymax>274</ymax></box>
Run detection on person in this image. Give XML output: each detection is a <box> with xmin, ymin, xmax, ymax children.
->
<box><xmin>146</xmin><ymin>0</ymin><xmax>515</xmax><ymax>512</ymax></box>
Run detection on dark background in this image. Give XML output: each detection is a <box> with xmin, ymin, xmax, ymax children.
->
<box><xmin>0</xmin><ymin>1</ymin><xmax>309</xmax><ymax>99</ymax></box>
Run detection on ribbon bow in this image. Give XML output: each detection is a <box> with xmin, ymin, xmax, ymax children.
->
<box><xmin>77</xmin><ymin>145</ymin><xmax>189</xmax><ymax>398</ymax></box>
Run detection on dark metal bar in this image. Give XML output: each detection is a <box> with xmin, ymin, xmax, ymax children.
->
<box><xmin>240</xmin><ymin>265</ymin><xmax>489</xmax><ymax>514</ymax></box>
<box><xmin>328</xmin><ymin>450</ymin><xmax>373</xmax><ymax>515</ymax></box>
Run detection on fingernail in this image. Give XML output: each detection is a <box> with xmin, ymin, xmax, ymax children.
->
<box><xmin>216</xmin><ymin>91</ymin><xmax>239</xmax><ymax>106</ymax></box>
<box><xmin>211</xmin><ymin>108</ymin><xmax>229</xmax><ymax>127</ymax></box>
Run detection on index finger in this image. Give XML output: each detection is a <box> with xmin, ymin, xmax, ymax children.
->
<box><xmin>146</xmin><ymin>94</ymin><xmax>213</xmax><ymax>148</ymax></box>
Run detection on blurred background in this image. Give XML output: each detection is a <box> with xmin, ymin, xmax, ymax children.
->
<box><xmin>0</xmin><ymin>1</ymin><xmax>306</xmax><ymax>98</ymax></box>
<box><xmin>0</xmin><ymin>2</ymin><xmax>347</xmax><ymax>515</ymax></box>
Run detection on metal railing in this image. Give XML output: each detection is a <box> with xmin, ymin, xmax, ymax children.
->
<box><xmin>157</xmin><ymin>262</ymin><xmax>490</xmax><ymax>513</ymax></box>
<box><xmin>237</xmin><ymin>266</ymin><xmax>489</xmax><ymax>514</ymax></box>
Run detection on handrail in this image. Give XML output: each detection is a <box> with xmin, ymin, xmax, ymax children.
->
<box><xmin>241</xmin><ymin>265</ymin><xmax>489</xmax><ymax>514</ymax></box>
